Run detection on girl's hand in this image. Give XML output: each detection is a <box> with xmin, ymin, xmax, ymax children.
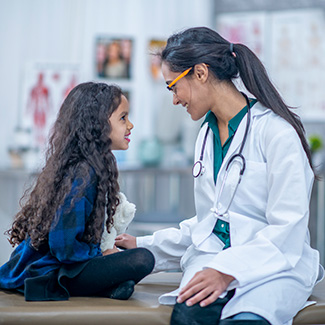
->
<box><xmin>115</xmin><ymin>233</ymin><xmax>137</xmax><ymax>249</ymax></box>
<box><xmin>102</xmin><ymin>245</ymin><xmax>119</xmax><ymax>256</ymax></box>
<box><xmin>177</xmin><ymin>268</ymin><xmax>235</xmax><ymax>307</ymax></box>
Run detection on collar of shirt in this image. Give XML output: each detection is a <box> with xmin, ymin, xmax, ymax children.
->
<box><xmin>202</xmin><ymin>99</ymin><xmax>257</xmax><ymax>183</ymax></box>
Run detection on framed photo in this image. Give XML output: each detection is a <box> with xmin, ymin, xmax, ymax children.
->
<box><xmin>95</xmin><ymin>37</ymin><xmax>133</xmax><ymax>79</ymax></box>
<box><xmin>148</xmin><ymin>39</ymin><xmax>166</xmax><ymax>80</ymax></box>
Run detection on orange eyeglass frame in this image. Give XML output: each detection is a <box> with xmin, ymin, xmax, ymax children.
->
<box><xmin>166</xmin><ymin>67</ymin><xmax>193</xmax><ymax>91</ymax></box>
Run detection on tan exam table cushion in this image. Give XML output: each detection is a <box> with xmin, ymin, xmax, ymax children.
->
<box><xmin>0</xmin><ymin>272</ymin><xmax>324</xmax><ymax>324</ymax></box>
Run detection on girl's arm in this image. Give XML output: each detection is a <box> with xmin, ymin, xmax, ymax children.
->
<box><xmin>115</xmin><ymin>233</ymin><xmax>137</xmax><ymax>249</ymax></box>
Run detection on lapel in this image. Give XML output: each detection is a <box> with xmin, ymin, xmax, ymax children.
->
<box><xmin>217</xmin><ymin>102</ymin><xmax>267</xmax><ymax>181</ymax></box>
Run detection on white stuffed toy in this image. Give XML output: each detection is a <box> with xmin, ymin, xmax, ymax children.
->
<box><xmin>100</xmin><ymin>192</ymin><xmax>136</xmax><ymax>251</ymax></box>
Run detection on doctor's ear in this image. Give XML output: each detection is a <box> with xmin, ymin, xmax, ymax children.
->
<box><xmin>193</xmin><ymin>64</ymin><xmax>209</xmax><ymax>83</ymax></box>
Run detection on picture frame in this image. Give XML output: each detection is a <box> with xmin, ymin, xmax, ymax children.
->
<box><xmin>95</xmin><ymin>37</ymin><xmax>133</xmax><ymax>80</ymax></box>
<box><xmin>148</xmin><ymin>39</ymin><xmax>166</xmax><ymax>80</ymax></box>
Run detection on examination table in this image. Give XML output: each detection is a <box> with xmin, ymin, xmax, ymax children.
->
<box><xmin>0</xmin><ymin>272</ymin><xmax>324</xmax><ymax>324</ymax></box>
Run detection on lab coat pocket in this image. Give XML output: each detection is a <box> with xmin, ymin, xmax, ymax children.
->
<box><xmin>229</xmin><ymin>210</ymin><xmax>265</xmax><ymax>247</ymax></box>
<box><xmin>233</xmin><ymin>160</ymin><xmax>267</xmax><ymax>215</ymax></box>
<box><xmin>294</xmin><ymin>250</ymin><xmax>320</xmax><ymax>288</ymax></box>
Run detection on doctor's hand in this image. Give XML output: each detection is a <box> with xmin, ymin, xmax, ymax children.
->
<box><xmin>115</xmin><ymin>233</ymin><xmax>137</xmax><ymax>249</ymax></box>
<box><xmin>177</xmin><ymin>268</ymin><xmax>235</xmax><ymax>308</ymax></box>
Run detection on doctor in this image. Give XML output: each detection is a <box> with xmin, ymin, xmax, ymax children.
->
<box><xmin>116</xmin><ymin>27</ymin><xmax>323</xmax><ymax>325</ymax></box>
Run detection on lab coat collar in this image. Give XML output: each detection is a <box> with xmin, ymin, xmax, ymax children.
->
<box><xmin>219</xmin><ymin>102</ymin><xmax>268</xmax><ymax>176</ymax></box>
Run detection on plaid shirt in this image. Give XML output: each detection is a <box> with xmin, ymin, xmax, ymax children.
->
<box><xmin>0</xmin><ymin>168</ymin><xmax>102</xmax><ymax>290</ymax></box>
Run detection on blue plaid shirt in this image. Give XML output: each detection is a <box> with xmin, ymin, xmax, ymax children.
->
<box><xmin>0</xmin><ymin>167</ymin><xmax>102</xmax><ymax>290</ymax></box>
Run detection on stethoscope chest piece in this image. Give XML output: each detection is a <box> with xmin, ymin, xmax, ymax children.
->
<box><xmin>192</xmin><ymin>160</ymin><xmax>205</xmax><ymax>178</ymax></box>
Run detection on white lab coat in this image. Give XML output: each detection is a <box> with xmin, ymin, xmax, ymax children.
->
<box><xmin>137</xmin><ymin>102</ymin><xmax>324</xmax><ymax>325</ymax></box>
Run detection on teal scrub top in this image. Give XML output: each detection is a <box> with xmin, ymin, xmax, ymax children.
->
<box><xmin>202</xmin><ymin>99</ymin><xmax>257</xmax><ymax>249</ymax></box>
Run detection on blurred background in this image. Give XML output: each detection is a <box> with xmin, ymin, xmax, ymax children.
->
<box><xmin>0</xmin><ymin>0</ymin><xmax>324</xmax><ymax>265</ymax></box>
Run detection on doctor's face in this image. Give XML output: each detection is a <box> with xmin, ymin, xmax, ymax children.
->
<box><xmin>162</xmin><ymin>62</ymin><xmax>210</xmax><ymax>121</ymax></box>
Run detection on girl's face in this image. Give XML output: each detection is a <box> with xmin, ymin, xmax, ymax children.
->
<box><xmin>161</xmin><ymin>62</ymin><xmax>210</xmax><ymax>121</ymax></box>
<box><xmin>109</xmin><ymin>95</ymin><xmax>134</xmax><ymax>150</ymax></box>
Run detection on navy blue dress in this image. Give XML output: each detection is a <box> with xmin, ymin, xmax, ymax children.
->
<box><xmin>0</xmin><ymin>168</ymin><xmax>102</xmax><ymax>300</ymax></box>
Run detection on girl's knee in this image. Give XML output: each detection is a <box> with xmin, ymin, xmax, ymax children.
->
<box><xmin>133</xmin><ymin>247</ymin><xmax>155</xmax><ymax>273</ymax></box>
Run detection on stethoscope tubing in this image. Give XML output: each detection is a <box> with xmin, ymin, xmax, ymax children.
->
<box><xmin>192</xmin><ymin>124</ymin><xmax>210</xmax><ymax>177</ymax></box>
<box><xmin>192</xmin><ymin>92</ymin><xmax>251</xmax><ymax>178</ymax></box>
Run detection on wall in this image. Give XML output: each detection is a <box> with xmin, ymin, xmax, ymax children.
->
<box><xmin>0</xmin><ymin>0</ymin><xmax>214</xmax><ymax>169</ymax></box>
<box><xmin>214</xmin><ymin>0</ymin><xmax>325</xmax><ymax>162</ymax></box>
<box><xmin>0</xmin><ymin>0</ymin><xmax>214</xmax><ymax>264</ymax></box>
<box><xmin>215</xmin><ymin>0</ymin><xmax>325</xmax><ymax>12</ymax></box>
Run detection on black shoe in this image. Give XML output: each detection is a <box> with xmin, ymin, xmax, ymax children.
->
<box><xmin>107</xmin><ymin>280</ymin><xmax>135</xmax><ymax>300</ymax></box>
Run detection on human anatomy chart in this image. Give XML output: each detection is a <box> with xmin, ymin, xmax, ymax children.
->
<box><xmin>217</xmin><ymin>9</ymin><xmax>325</xmax><ymax>120</ymax></box>
<box><xmin>20</xmin><ymin>63</ymin><xmax>80</xmax><ymax>150</ymax></box>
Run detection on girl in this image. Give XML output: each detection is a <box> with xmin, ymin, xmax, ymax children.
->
<box><xmin>0</xmin><ymin>82</ymin><xmax>154</xmax><ymax>301</ymax></box>
<box><xmin>116</xmin><ymin>27</ymin><xmax>323</xmax><ymax>325</ymax></box>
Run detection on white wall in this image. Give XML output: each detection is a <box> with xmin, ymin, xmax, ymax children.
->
<box><xmin>0</xmin><ymin>0</ymin><xmax>214</xmax><ymax>168</ymax></box>
<box><xmin>0</xmin><ymin>0</ymin><xmax>213</xmax><ymax>264</ymax></box>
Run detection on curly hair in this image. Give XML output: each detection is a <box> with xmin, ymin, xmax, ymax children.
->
<box><xmin>7</xmin><ymin>82</ymin><xmax>122</xmax><ymax>249</ymax></box>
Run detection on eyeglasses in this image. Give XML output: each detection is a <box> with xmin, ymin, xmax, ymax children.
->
<box><xmin>166</xmin><ymin>67</ymin><xmax>192</xmax><ymax>94</ymax></box>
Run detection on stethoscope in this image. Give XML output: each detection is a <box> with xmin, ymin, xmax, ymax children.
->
<box><xmin>192</xmin><ymin>93</ymin><xmax>252</xmax><ymax>217</ymax></box>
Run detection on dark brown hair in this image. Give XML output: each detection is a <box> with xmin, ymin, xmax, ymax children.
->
<box><xmin>161</xmin><ymin>27</ymin><xmax>314</xmax><ymax>173</ymax></box>
<box><xmin>7</xmin><ymin>82</ymin><xmax>122</xmax><ymax>249</ymax></box>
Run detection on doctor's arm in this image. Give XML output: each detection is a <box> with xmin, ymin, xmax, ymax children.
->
<box><xmin>117</xmin><ymin>216</ymin><xmax>197</xmax><ymax>272</ymax></box>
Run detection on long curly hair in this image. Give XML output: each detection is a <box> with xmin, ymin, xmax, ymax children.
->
<box><xmin>7</xmin><ymin>82</ymin><xmax>122</xmax><ymax>249</ymax></box>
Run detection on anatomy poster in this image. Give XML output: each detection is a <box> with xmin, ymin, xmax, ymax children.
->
<box><xmin>20</xmin><ymin>63</ymin><xmax>80</xmax><ymax>150</ymax></box>
<box><xmin>270</xmin><ymin>9</ymin><xmax>325</xmax><ymax>118</ymax></box>
<box><xmin>216</xmin><ymin>12</ymin><xmax>268</xmax><ymax>96</ymax></box>
<box><xmin>217</xmin><ymin>12</ymin><xmax>268</xmax><ymax>63</ymax></box>
<box><xmin>216</xmin><ymin>9</ymin><xmax>325</xmax><ymax>120</ymax></box>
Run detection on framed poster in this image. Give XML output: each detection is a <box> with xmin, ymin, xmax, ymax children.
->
<box><xmin>19</xmin><ymin>62</ymin><xmax>80</xmax><ymax>150</ymax></box>
<box><xmin>217</xmin><ymin>12</ymin><xmax>268</xmax><ymax>63</ymax></box>
<box><xmin>217</xmin><ymin>9</ymin><xmax>325</xmax><ymax>120</ymax></box>
<box><xmin>217</xmin><ymin>12</ymin><xmax>268</xmax><ymax>96</ymax></box>
<box><xmin>269</xmin><ymin>9</ymin><xmax>325</xmax><ymax>119</ymax></box>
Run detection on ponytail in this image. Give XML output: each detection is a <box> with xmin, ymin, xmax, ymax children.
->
<box><xmin>233</xmin><ymin>43</ymin><xmax>313</xmax><ymax>173</ymax></box>
<box><xmin>161</xmin><ymin>27</ymin><xmax>314</xmax><ymax>174</ymax></box>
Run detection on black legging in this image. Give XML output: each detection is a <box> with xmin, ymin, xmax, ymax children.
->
<box><xmin>64</xmin><ymin>247</ymin><xmax>155</xmax><ymax>297</ymax></box>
